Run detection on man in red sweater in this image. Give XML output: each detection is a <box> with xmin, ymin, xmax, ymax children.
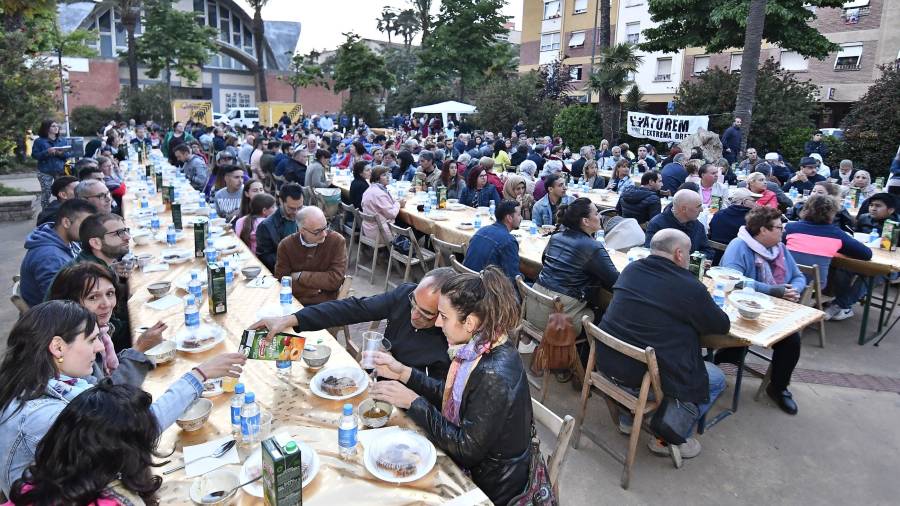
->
<box><xmin>274</xmin><ymin>206</ymin><xmax>347</xmax><ymax>306</ymax></box>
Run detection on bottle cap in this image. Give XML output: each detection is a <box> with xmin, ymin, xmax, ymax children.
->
<box><xmin>343</xmin><ymin>403</ymin><xmax>353</xmax><ymax>415</ymax></box>
<box><xmin>715</xmin><ymin>282</ymin><xmax>724</xmax><ymax>290</ymax></box>
<box><xmin>244</xmin><ymin>392</ymin><xmax>255</xmax><ymax>403</ymax></box>
<box><xmin>234</xmin><ymin>383</ymin><xmax>245</xmax><ymax>394</ymax></box>
<box><xmin>283</xmin><ymin>441</ymin><xmax>298</xmax><ymax>454</ymax></box>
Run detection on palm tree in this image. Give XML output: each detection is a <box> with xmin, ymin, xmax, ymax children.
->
<box><xmin>410</xmin><ymin>0</ymin><xmax>432</xmax><ymax>42</ymax></box>
<box><xmin>588</xmin><ymin>43</ymin><xmax>643</xmax><ymax>142</ymax></box>
<box><xmin>376</xmin><ymin>7</ymin><xmax>398</xmax><ymax>44</ymax></box>
<box><xmin>734</xmin><ymin>0</ymin><xmax>767</xmax><ymax>153</ymax></box>
<box><xmin>395</xmin><ymin>8</ymin><xmax>419</xmax><ymax>47</ymax></box>
<box><xmin>111</xmin><ymin>0</ymin><xmax>143</xmax><ymax>91</ymax></box>
<box><xmin>247</xmin><ymin>0</ymin><xmax>270</xmax><ymax>101</ymax></box>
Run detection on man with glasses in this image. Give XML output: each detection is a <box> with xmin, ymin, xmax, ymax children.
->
<box><xmin>273</xmin><ymin>206</ymin><xmax>346</xmax><ymax>306</ymax></box>
<box><xmin>644</xmin><ymin>189</ymin><xmax>716</xmax><ymax>259</ymax></box>
<box><xmin>256</xmin><ymin>183</ymin><xmax>304</xmax><ymax>272</ymax></box>
<box><xmin>251</xmin><ymin>268</ymin><xmax>457</xmax><ymax>380</ymax></box>
<box><xmin>75</xmin><ymin>179</ymin><xmax>113</xmax><ymax>214</ymax></box>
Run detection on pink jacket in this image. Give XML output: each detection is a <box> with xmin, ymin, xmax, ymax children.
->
<box><xmin>361</xmin><ymin>184</ymin><xmax>399</xmax><ymax>241</ymax></box>
<box><xmin>234</xmin><ymin>215</ymin><xmax>265</xmax><ymax>254</ymax></box>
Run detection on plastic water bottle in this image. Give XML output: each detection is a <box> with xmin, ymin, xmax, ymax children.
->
<box><xmin>279</xmin><ymin>276</ymin><xmax>293</xmax><ymax>315</ymax></box>
<box><xmin>188</xmin><ymin>270</ymin><xmax>202</xmax><ymax>300</ymax></box>
<box><xmin>712</xmin><ymin>282</ymin><xmax>726</xmax><ymax>308</ymax></box>
<box><xmin>140</xmin><ymin>196</ymin><xmax>149</xmax><ymax>209</ymax></box>
<box><xmin>489</xmin><ymin>199</ymin><xmax>496</xmax><ymax>218</ymax></box>
<box><xmin>276</xmin><ymin>356</ymin><xmax>292</xmax><ymax>377</ymax></box>
<box><xmin>596</xmin><ymin>229</ymin><xmax>606</xmax><ymax>246</ymax></box>
<box><xmin>790</xmin><ymin>188</ymin><xmax>798</xmax><ymax>200</ymax></box>
<box><xmin>868</xmin><ymin>229</ymin><xmax>880</xmax><ymax>246</ymax></box>
<box><xmin>150</xmin><ymin>211</ymin><xmax>160</xmax><ymax>232</ymax></box>
<box><xmin>166</xmin><ymin>225</ymin><xmax>176</xmax><ymax>246</ymax></box>
<box><xmin>230</xmin><ymin>383</ymin><xmax>245</xmax><ymax>440</ymax></box>
<box><xmin>148</xmin><ymin>182</ymin><xmax>157</xmax><ymax>197</ymax></box>
<box><xmin>473</xmin><ymin>213</ymin><xmax>482</xmax><ymax>229</ymax></box>
<box><xmin>205</xmin><ymin>238</ymin><xmax>217</xmax><ymax>264</ymax></box>
<box><xmin>198</xmin><ymin>197</ymin><xmax>207</xmax><ymax>209</ymax></box>
<box><xmin>742</xmin><ymin>278</ymin><xmax>756</xmax><ymax>293</ymax></box>
<box><xmin>240</xmin><ymin>392</ymin><xmax>261</xmax><ymax>444</ymax></box>
<box><xmin>209</xmin><ymin>209</ymin><xmax>218</xmax><ymax>221</ymax></box>
<box><xmin>530</xmin><ymin>223</ymin><xmax>538</xmax><ymax>236</ymax></box>
<box><xmin>224</xmin><ymin>260</ymin><xmax>234</xmax><ymax>288</ymax></box>
<box><xmin>338</xmin><ymin>403</ymin><xmax>358</xmax><ymax>458</ymax></box>
<box><xmin>184</xmin><ymin>295</ymin><xmax>200</xmax><ymax>328</ymax></box>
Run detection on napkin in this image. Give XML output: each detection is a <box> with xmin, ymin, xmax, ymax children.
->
<box><xmin>146</xmin><ymin>294</ymin><xmax>182</xmax><ymax>311</ymax></box>
<box><xmin>248</xmin><ymin>276</ymin><xmax>276</xmax><ymax>289</ymax></box>
<box><xmin>142</xmin><ymin>263</ymin><xmax>169</xmax><ymax>273</ymax></box>
<box><xmin>183</xmin><ymin>436</ymin><xmax>240</xmax><ymax>478</ymax></box>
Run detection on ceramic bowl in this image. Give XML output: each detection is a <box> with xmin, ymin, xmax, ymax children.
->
<box><xmin>189</xmin><ymin>468</ymin><xmax>240</xmax><ymax>505</ymax></box>
<box><xmin>145</xmin><ymin>340</ymin><xmax>176</xmax><ymax>365</ymax></box>
<box><xmin>147</xmin><ymin>281</ymin><xmax>171</xmax><ymax>298</ymax></box>
<box><xmin>708</xmin><ymin>267</ymin><xmax>744</xmax><ymax>292</ymax></box>
<box><xmin>176</xmin><ymin>398</ymin><xmax>212</xmax><ymax>432</ymax></box>
<box><xmin>727</xmin><ymin>291</ymin><xmax>774</xmax><ymax>320</ymax></box>
<box><xmin>135</xmin><ymin>253</ymin><xmax>155</xmax><ymax>268</ymax></box>
<box><xmin>358</xmin><ymin>398</ymin><xmax>394</xmax><ymax>428</ymax></box>
<box><xmin>240</xmin><ymin>266</ymin><xmax>262</xmax><ymax>279</ymax></box>
<box><xmin>302</xmin><ymin>344</ymin><xmax>332</xmax><ymax>369</ymax></box>
<box><xmin>132</xmin><ymin>230</ymin><xmax>153</xmax><ymax>245</ymax></box>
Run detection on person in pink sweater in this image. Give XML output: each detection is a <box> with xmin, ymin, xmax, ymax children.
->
<box><xmin>361</xmin><ymin>166</ymin><xmax>406</xmax><ymax>241</ymax></box>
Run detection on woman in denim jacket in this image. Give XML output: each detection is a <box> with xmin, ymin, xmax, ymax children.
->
<box><xmin>0</xmin><ymin>301</ymin><xmax>245</xmax><ymax>497</ymax></box>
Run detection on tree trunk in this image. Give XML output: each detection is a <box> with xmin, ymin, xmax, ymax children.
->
<box><xmin>599</xmin><ymin>0</ymin><xmax>611</xmax><ymax>51</ymax></box>
<box><xmin>123</xmin><ymin>9</ymin><xmax>139</xmax><ymax>91</ymax></box>
<box><xmin>733</xmin><ymin>0</ymin><xmax>767</xmax><ymax>154</ymax></box>
<box><xmin>253</xmin><ymin>9</ymin><xmax>268</xmax><ymax>102</ymax></box>
<box><xmin>598</xmin><ymin>0</ymin><xmax>613</xmax><ymax>142</ymax></box>
<box><xmin>292</xmin><ymin>86</ymin><xmax>297</xmax><ymax>102</ymax></box>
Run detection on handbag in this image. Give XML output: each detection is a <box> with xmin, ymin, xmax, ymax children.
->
<box><xmin>507</xmin><ymin>421</ymin><xmax>558</xmax><ymax>506</ymax></box>
<box><xmin>649</xmin><ymin>397</ymin><xmax>699</xmax><ymax>446</ymax></box>
<box><xmin>531</xmin><ymin>300</ymin><xmax>577</xmax><ymax>372</ymax></box>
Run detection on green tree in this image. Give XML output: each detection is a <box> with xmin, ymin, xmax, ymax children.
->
<box><xmin>840</xmin><ymin>64</ymin><xmax>900</xmax><ymax>178</ymax></box>
<box><xmin>553</xmin><ymin>105</ymin><xmax>602</xmax><ymax>150</ymax></box>
<box><xmin>394</xmin><ymin>8</ymin><xmax>420</xmax><ymax>47</ymax></box>
<box><xmin>622</xmin><ymin>84</ymin><xmax>646</xmax><ymax>114</ymax></box>
<box><xmin>409</xmin><ymin>0</ymin><xmax>432</xmax><ymax>42</ymax></box>
<box><xmin>641</xmin><ymin>0</ymin><xmax>843</xmax><ymax>152</ymax></box>
<box><xmin>473</xmin><ymin>71</ymin><xmax>562</xmax><ymax>136</ymax></box>
<box><xmin>44</xmin><ymin>23</ymin><xmax>97</xmax><ymax>136</ymax></box>
<box><xmin>117</xmin><ymin>83</ymin><xmax>173</xmax><ymax>125</ymax></box>
<box><xmin>538</xmin><ymin>59</ymin><xmax>576</xmax><ymax>104</ymax></box>
<box><xmin>332</xmin><ymin>33</ymin><xmax>393</xmax><ymax>120</ymax></box>
<box><xmin>134</xmin><ymin>0</ymin><xmax>217</xmax><ymax>98</ymax></box>
<box><xmin>416</xmin><ymin>0</ymin><xmax>511</xmax><ymax>100</ymax></box>
<box><xmin>107</xmin><ymin>0</ymin><xmax>144</xmax><ymax>91</ymax></box>
<box><xmin>588</xmin><ymin>43</ymin><xmax>643</xmax><ymax>143</ymax></box>
<box><xmin>280</xmin><ymin>50</ymin><xmax>329</xmax><ymax>102</ymax></box>
<box><xmin>674</xmin><ymin>59</ymin><xmax>818</xmax><ymax>158</ymax></box>
<box><xmin>376</xmin><ymin>7</ymin><xmax>398</xmax><ymax>44</ymax></box>
<box><xmin>246</xmin><ymin>0</ymin><xmax>271</xmax><ymax>101</ymax></box>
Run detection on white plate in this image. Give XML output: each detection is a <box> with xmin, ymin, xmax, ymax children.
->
<box><xmin>240</xmin><ymin>439</ymin><xmax>320</xmax><ymax>497</ymax></box>
<box><xmin>213</xmin><ymin>236</ymin><xmax>239</xmax><ymax>253</ymax></box>
<box><xmin>447</xmin><ymin>203</ymin><xmax>466</xmax><ymax>211</ymax></box>
<box><xmin>456</xmin><ymin>223</ymin><xmax>474</xmax><ymax>231</ymax></box>
<box><xmin>174</xmin><ymin>324</ymin><xmax>225</xmax><ymax>353</ymax></box>
<box><xmin>429</xmin><ymin>212</ymin><xmax>448</xmax><ymax>221</ymax></box>
<box><xmin>160</xmin><ymin>248</ymin><xmax>193</xmax><ymax>264</ymax></box>
<box><xmin>201</xmin><ymin>378</ymin><xmax>223</xmax><ymax>398</ymax></box>
<box><xmin>363</xmin><ymin>429</ymin><xmax>437</xmax><ymax>484</ymax></box>
<box><xmin>310</xmin><ymin>367</ymin><xmax>369</xmax><ymax>400</ymax></box>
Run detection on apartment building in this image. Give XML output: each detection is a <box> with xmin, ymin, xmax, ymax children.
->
<box><xmin>519</xmin><ymin>0</ymin><xmax>621</xmax><ymax>102</ymax></box>
<box><xmin>681</xmin><ymin>0</ymin><xmax>900</xmax><ymax>127</ymax></box>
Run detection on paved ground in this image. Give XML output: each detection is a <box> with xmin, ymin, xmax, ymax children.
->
<box><xmin>1</xmin><ymin>175</ymin><xmax>898</xmax><ymax>504</ymax></box>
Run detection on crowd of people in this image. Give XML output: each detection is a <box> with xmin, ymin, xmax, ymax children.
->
<box><xmin>9</xmin><ymin>111</ymin><xmax>900</xmax><ymax>504</ymax></box>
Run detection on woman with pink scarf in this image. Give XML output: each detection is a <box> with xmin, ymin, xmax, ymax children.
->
<box><xmin>368</xmin><ymin>267</ymin><xmax>532</xmax><ymax>505</ymax></box>
<box><xmin>719</xmin><ymin>206</ymin><xmax>806</xmax><ymax>416</ymax></box>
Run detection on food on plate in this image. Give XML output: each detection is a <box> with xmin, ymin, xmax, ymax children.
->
<box><xmin>320</xmin><ymin>375</ymin><xmax>357</xmax><ymax>396</ymax></box>
<box><xmin>183</xmin><ymin>334</ymin><xmax>216</xmax><ymax>349</ymax></box>
<box><xmin>375</xmin><ymin>444</ymin><xmax>421</xmax><ymax>478</ymax></box>
<box><xmin>742</xmin><ymin>300</ymin><xmax>762</xmax><ymax>309</ymax></box>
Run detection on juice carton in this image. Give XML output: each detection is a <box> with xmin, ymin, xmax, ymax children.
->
<box><xmin>239</xmin><ymin>329</ymin><xmax>306</xmax><ymax>361</ymax></box>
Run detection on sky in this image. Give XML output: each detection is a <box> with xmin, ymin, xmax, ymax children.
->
<box><xmin>235</xmin><ymin>0</ymin><xmax>524</xmax><ymax>54</ymax></box>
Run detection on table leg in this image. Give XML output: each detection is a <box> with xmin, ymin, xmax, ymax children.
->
<box><xmin>857</xmin><ymin>276</ymin><xmax>875</xmax><ymax>345</ymax></box>
<box><xmin>697</xmin><ymin>347</ymin><xmax>747</xmax><ymax>434</ymax></box>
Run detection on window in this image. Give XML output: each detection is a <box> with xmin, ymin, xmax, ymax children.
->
<box><xmin>543</xmin><ymin>1</ymin><xmax>561</xmax><ymax>19</ymax></box>
<box><xmin>655</xmin><ymin>58</ymin><xmax>672</xmax><ymax>81</ymax></box>
<box><xmin>625</xmin><ymin>22</ymin><xmax>640</xmax><ymax>45</ymax></box>
<box><xmin>574</xmin><ymin>0</ymin><xmax>588</xmax><ymax>13</ymax></box>
<box><xmin>207</xmin><ymin>1</ymin><xmax>217</xmax><ymax>28</ymax></box>
<box><xmin>730</xmin><ymin>53</ymin><xmax>743</xmax><ymax>72</ymax></box>
<box><xmin>780</xmin><ymin>50</ymin><xmax>808</xmax><ymax>71</ymax></box>
<box><xmin>243</xmin><ymin>26</ymin><xmax>253</xmax><ymax>54</ymax></box>
<box><xmin>570</xmin><ymin>65</ymin><xmax>583</xmax><ymax>81</ymax></box>
<box><xmin>220</xmin><ymin>8</ymin><xmax>230</xmax><ymax>42</ymax></box>
<box><xmin>843</xmin><ymin>0</ymin><xmax>869</xmax><ymax>7</ymax></box>
<box><xmin>626</xmin><ymin>70</ymin><xmax>636</xmax><ymax>82</ymax></box>
<box><xmin>540</xmin><ymin>32</ymin><xmax>561</xmax><ymax>52</ymax></box>
<box><xmin>568</xmin><ymin>31</ymin><xmax>586</xmax><ymax>48</ymax></box>
<box><xmin>834</xmin><ymin>43</ymin><xmax>862</xmax><ymax>70</ymax></box>
<box><xmin>693</xmin><ymin>55</ymin><xmax>710</xmax><ymax>74</ymax></box>
<box><xmin>113</xmin><ymin>10</ymin><xmax>126</xmax><ymax>48</ymax></box>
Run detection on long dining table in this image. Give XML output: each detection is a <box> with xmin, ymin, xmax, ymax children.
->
<box><xmin>124</xmin><ymin>166</ymin><xmax>489</xmax><ymax>505</ymax></box>
<box><xmin>333</xmin><ymin>179</ymin><xmax>825</xmax><ymax>428</ymax></box>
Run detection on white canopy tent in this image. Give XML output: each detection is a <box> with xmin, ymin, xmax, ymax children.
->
<box><xmin>410</xmin><ymin>101</ymin><xmax>477</xmax><ymax>129</ymax></box>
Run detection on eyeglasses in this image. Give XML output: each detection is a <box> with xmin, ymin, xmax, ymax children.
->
<box><xmin>85</xmin><ymin>192</ymin><xmax>112</xmax><ymax>201</ymax></box>
<box><xmin>408</xmin><ymin>291</ymin><xmax>437</xmax><ymax>320</ymax></box>
<box><xmin>769</xmin><ymin>224</ymin><xmax>784</xmax><ymax>231</ymax></box>
<box><xmin>302</xmin><ymin>225</ymin><xmax>330</xmax><ymax>235</ymax></box>
<box><xmin>104</xmin><ymin>227</ymin><xmax>131</xmax><ymax>239</ymax></box>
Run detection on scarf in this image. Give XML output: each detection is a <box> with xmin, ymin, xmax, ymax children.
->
<box><xmin>737</xmin><ymin>226</ymin><xmax>787</xmax><ymax>285</ymax></box>
<box><xmin>98</xmin><ymin>324</ymin><xmax>119</xmax><ymax>374</ymax></box>
<box><xmin>441</xmin><ymin>333</ymin><xmax>493</xmax><ymax>425</ymax></box>
<box><xmin>48</xmin><ymin>373</ymin><xmax>93</xmax><ymax>402</ymax></box>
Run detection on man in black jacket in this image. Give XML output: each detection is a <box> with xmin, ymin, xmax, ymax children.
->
<box><xmin>255</xmin><ymin>183</ymin><xmax>304</xmax><ymax>272</ymax></box>
<box><xmin>597</xmin><ymin>229</ymin><xmax>729</xmax><ymax>458</ymax></box>
<box><xmin>616</xmin><ymin>170</ymin><xmax>662</xmax><ymax>224</ymax></box>
<box><xmin>644</xmin><ymin>189</ymin><xmax>716</xmax><ymax>259</ymax></box>
<box><xmin>251</xmin><ymin>268</ymin><xmax>456</xmax><ymax>380</ymax></box>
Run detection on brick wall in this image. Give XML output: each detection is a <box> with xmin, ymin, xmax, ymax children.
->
<box><xmin>67</xmin><ymin>59</ymin><xmax>122</xmax><ymax>110</ymax></box>
<box><xmin>262</xmin><ymin>72</ymin><xmax>348</xmax><ymax>115</ymax></box>
<box><xmin>520</xmin><ymin>40</ymin><xmax>540</xmax><ymax>66</ymax></box>
<box><xmin>809</xmin><ymin>0</ymin><xmax>883</xmax><ymax>32</ymax></box>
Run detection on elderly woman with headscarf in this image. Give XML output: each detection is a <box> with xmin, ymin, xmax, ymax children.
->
<box><xmin>844</xmin><ymin>169</ymin><xmax>877</xmax><ymax>201</ymax></box>
<box><xmin>533</xmin><ymin>159</ymin><xmax>563</xmax><ymax>200</ymax></box>
<box><xmin>809</xmin><ymin>153</ymin><xmax>831</xmax><ymax>179</ymax></box>
<box><xmin>502</xmin><ymin>174</ymin><xmax>534</xmax><ymax>220</ymax></box>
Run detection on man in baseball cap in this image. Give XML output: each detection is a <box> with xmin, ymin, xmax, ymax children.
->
<box><xmin>783</xmin><ymin>156</ymin><xmax>825</xmax><ymax>195</ymax></box>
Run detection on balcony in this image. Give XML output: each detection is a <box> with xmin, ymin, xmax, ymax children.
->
<box><xmin>654</xmin><ymin>74</ymin><xmax>671</xmax><ymax>82</ymax></box>
<box><xmin>834</xmin><ymin>62</ymin><xmax>861</xmax><ymax>71</ymax></box>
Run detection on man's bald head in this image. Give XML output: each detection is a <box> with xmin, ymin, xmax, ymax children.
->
<box><xmin>672</xmin><ymin>189</ymin><xmax>702</xmax><ymax>223</ymax></box>
<box><xmin>650</xmin><ymin>229</ymin><xmax>692</xmax><ymax>269</ymax></box>
<box><xmin>409</xmin><ymin>268</ymin><xmax>457</xmax><ymax>329</ymax></box>
<box><xmin>296</xmin><ymin>206</ymin><xmax>325</xmax><ymax>228</ymax></box>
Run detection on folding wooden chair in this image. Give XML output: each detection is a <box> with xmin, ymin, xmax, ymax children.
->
<box><xmin>532</xmin><ymin>398</ymin><xmax>575</xmax><ymax>497</ymax></box>
<box><xmin>450</xmin><ymin>255</ymin><xmax>477</xmax><ymax>275</ymax></box>
<box><xmin>515</xmin><ymin>276</ymin><xmax>560</xmax><ymax>404</ymax></box>
<box><xmin>338</xmin><ymin>203</ymin><xmax>361</xmax><ymax>258</ymax></box>
<box><xmin>430</xmin><ymin>234</ymin><xmax>466</xmax><ymax>268</ymax></box>
<box><xmin>385</xmin><ymin>223</ymin><xmax>436</xmax><ymax>291</ymax></box>
<box><xmin>10</xmin><ymin>274</ymin><xmax>28</xmax><ymax>317</ymax></box>
<box><xmin>328</xmin><ymin>275</ymin><xmax>356</xmax><ymax>357</ymax></box>
<box><xmin>797</xmin><ymin>263</ymin><xmax>827</xmax><ymax>348</ymax></box>
<box><xmin>574</xmin><ymin>317</ymin><xmax>681</xmax><ymax>490</ymax></box>
<box><xmin>354</xmin><ymin>212</ymin><xmax>390</xmax><ymax>285</ymax></box>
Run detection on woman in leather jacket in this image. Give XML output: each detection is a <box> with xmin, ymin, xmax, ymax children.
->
<box><xmin>371</xmin><ymin>267</ymin><xmax>531</xmax><ymax>505</ymax></box>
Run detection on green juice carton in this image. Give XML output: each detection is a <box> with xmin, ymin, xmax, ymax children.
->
<box><xmin>206</xmin><ymin>262</ymin><xmax>227</xmax><ymax>315</ymax></box>
<box><xmin>881</xmin><ymin>220</ymin><xmax>899</xmax><ymax>251</ymax></box>
<box><xmin>171</xmin><ymin>202</ymin><xmax>182</xmax><ymax>230</ymax></box>
<box><xmin>193</xmin><ymin>218</ymin><xmax>208</xmax><ymax>258</ymax></box>
<box><xmin>262</xmin><ymin>436</ymin><xmax>303</xmax><ymax>506</ymax></box>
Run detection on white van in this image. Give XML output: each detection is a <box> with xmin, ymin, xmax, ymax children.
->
<box><xmin>224</xmin><ymin>107</ymin><xmax>260</xmax><ymax>128</ymax></box>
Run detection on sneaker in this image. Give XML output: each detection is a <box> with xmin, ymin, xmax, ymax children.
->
<box><xmin>648</xmin><ymin>437</ymin><xmax>702</xmax><ymax>459</ymax></box>
<box><xmin>829</xmin><ymin>307</ymin><xmax>854</xmax><ymax>321</ymax></box>
<box><xmin>517</xmin><ymin>340</ymin><xmax>537</xmax><ymax>354</ymax></box>
<box><xmin>617</xmin><ymin>420</ymin><xmax>633</xmax><ymax>435</ymax></box>
<box><xmin>823</xmin><ymin>304</ymin><xmax>844</xmax><ymax>320</ymax></box>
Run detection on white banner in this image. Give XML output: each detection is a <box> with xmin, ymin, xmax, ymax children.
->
<box><xmin>626</xmin><ymin>112</ymin><xmax>710</xmax><ymax>142</ymax></box>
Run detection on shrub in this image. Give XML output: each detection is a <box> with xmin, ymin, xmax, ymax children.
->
<box><xmin>118</xmin><ymin>84</ymin><xmax>172</xmax><ymax>126</ymax></box>
<box><xmin>553</xmin><ymin>105</ymin><xmax>601</xmax><ymax>150</ymax></box>
<box><xmin>71</xmin><ymin>106</ymin><xmax>119</xmax><ymax>136</ymax></box>
<box><xmin>840</xmin><ymin>65</ymin><xmax>900</xmax><ymax>179</ymax></box>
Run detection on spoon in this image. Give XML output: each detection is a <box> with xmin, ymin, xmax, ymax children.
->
<box><xmin>200</xmin><ymin>475</ymin><xmax>262</xmax><ymax>503</ymax></box>
<box><xmin>163</xmin><ymin>439</ymin><xmax>236</xmax><ymax>475</ymax></box>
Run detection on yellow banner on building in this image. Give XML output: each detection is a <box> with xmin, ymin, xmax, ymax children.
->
<box><xmin>171</xmin><ymin>100</ymin><xmax>214</xmax><ymax>126</ymax></box>
<box><xmin>258</xmin><ymin>102</ymin><xmax>303</xmax><ymax>126</ymax></box>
